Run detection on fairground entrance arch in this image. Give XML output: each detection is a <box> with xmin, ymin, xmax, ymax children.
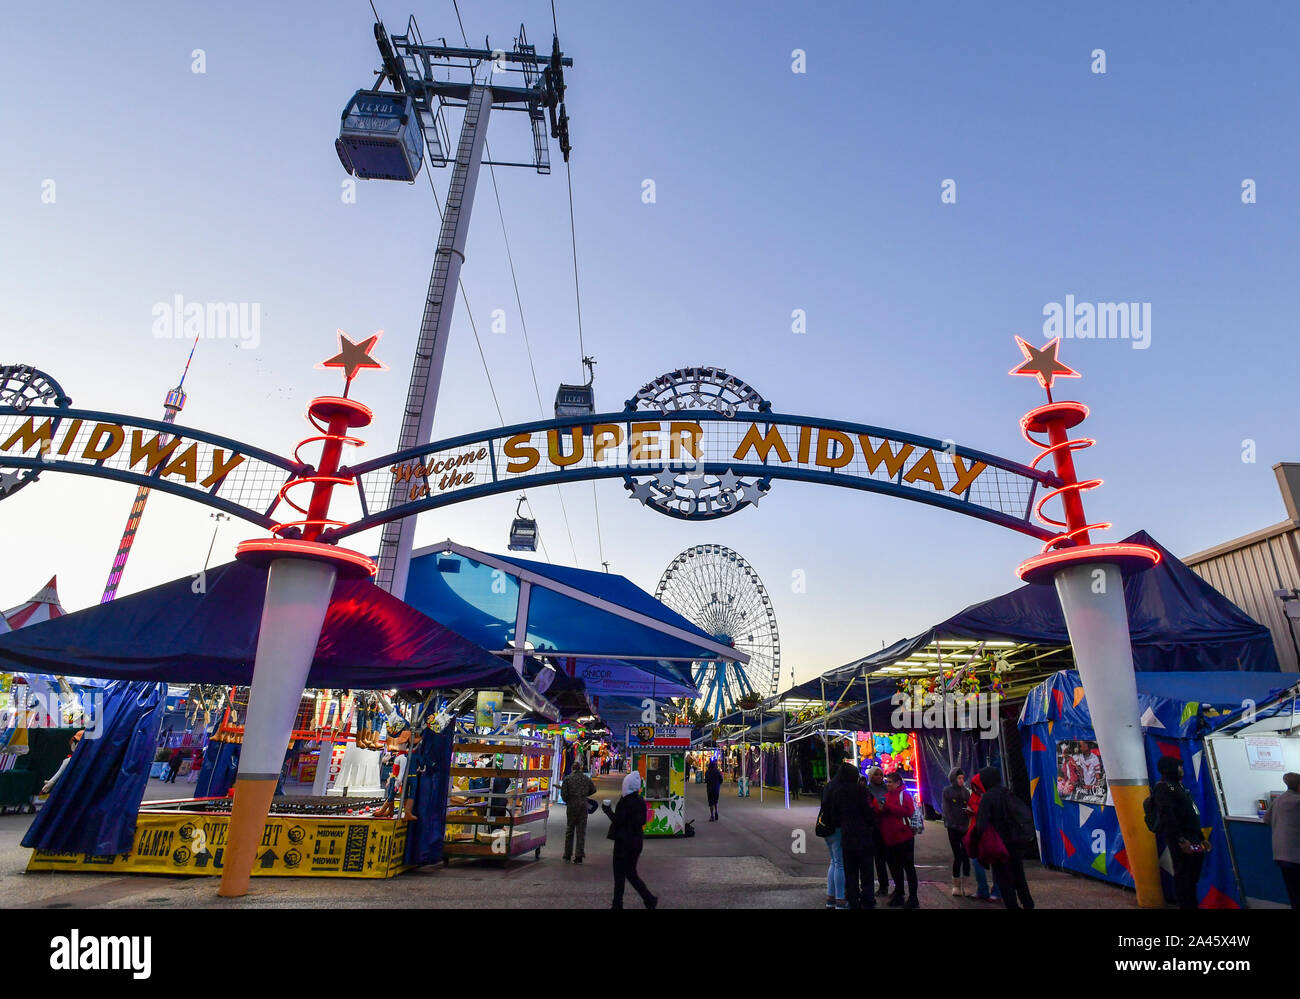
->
<box><xmin>0</xmin><ymin>364</ymin><xmax>1063</xmax><ymax>547</ymax></box>
<box><xmin>0</xmin><ymin>343</ymin><xmax>1166</xmax><ymax>907</ymax></box>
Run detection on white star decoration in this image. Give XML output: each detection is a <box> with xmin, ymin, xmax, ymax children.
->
<box><xmin>629</xmin><ymin>479</ymin><xmax>657</xmax><ymax>505</ymax></box>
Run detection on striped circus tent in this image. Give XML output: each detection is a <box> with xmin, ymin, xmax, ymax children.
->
<box><xmin>4</xmin><ymin>577</ymin><xmax>66</xmax><ymax>630</ymax></box>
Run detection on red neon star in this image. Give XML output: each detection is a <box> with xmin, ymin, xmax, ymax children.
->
<box><xmin>1009</xmin><ymin>336</ymin><xmax>1079</xmax><ymax>394</ymax></box>
<box><xmin>321</xmin><ymin>329</ymin><xmax>385</xmax><ymax>395</ymax></box>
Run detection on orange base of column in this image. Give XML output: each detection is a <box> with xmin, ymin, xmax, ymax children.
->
<box><xmin>217</xmin><ymin>778</ymin><xmax>278</xmax><ymax>898</ymax></box>
<box><xmin>1112</xmin><ymin>783</ymin><xmax>1165</xmax><ymax>908</ymax></box>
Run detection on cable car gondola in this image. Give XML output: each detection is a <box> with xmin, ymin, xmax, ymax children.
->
<box><xmin>508</xmin><ymin>496</ymin><xmax>539</xmax><ymax>552</ymax></box>
<box><xmin>334</xmin><ymin>89</ymin><xmax>424</xmax><ymax>183</ymax></box>
<box><xmin>554</xmin><ymin>356</ymin><xmax>596</xmax><ymax>436</ymax></box>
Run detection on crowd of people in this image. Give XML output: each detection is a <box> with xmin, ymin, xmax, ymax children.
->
<box><xmin>819</xmin><ymin>763</ymin><xmax>1038</xmax><ymax>910</ymax></box>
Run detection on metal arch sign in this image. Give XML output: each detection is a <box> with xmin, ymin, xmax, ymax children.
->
<box><xmin>0</xmin><ymin>405</ymin><xmax>301</xmax><ymax>529</ymax></box>
<box><xmin>0</xmin><ymin>366</ymin><xmax>1062</xmax><ymax>544</ymax></box>
<box><xmin>333</xmin><ymin>409</ymin><xmax>1063</xmax><ymax>543</ymax></box>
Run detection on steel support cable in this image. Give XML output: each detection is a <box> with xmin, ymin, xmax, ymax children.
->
<box><xmin>447</xmin><ymin>0</ymin><xmax>583</xmax><ymax>569</ymax></box>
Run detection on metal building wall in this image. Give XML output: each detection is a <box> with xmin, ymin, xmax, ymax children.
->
<box><xmin>1185</xmin><ymin>524</ymin><xmax>1300</xmax><ymax>674</ymax></box>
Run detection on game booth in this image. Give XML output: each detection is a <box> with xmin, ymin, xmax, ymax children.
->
<box><xmin>0</xmin><ymin>542</ymin><xmax>730</xmax><ymax>881</ymax></box>
<box><xmin>1021</xmin><ymin>669</ymin><xmax>1297</xmax><ymax>908</ymax></box>
<box><xmin>627</xmin><ymin>724</ymin><xmax>690</xmax><ymax>836</ymax></box>
<box><xmin>1202</xmin><ymin>681</ymin><xmax>1300</xmax><ymax>906</ymax></box>
<box><xmin>719</xmin><ymin>532</ymin><xmax>1282</xmax><ymax>835</ymax></box>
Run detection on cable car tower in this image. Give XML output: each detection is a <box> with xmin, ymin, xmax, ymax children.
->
<box><xmin>337</xmin><ymin>15</ymin><xmax>572</xmax><ymax>597</ymax></box>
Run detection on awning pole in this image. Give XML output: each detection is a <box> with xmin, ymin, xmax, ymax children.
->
<box><xmin>782</xmin><ymin>703</ymin><xmax>790</xmax><ymax>810</ymax></box>
<box><xmin>820</xmin><ymin>678</ymin><xmax>831</xmax><ymax>784</ymax></box>
<box><xmin>864</xmin><ymin>668</ymin><xmax>873</xmax><ymax>736</ymax></box>
<box><xmin>512</xmin><ymin>581</ymin><xmax>532</xmax><ymax>678</ymax></box>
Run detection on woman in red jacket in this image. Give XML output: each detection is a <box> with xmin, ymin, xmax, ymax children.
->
<box><xmin>877</xmin><ymin>770</ymin><xmax>919</xmax><ymax>908</ymax></box>
<box><xmin>965</xmin><ymin>773</ymin><xmax>999</xmax><ymax>902</ymax></box>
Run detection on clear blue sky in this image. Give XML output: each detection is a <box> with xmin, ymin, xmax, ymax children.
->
<box><xmin>2</xmin><ymin>0</ymin><xmax>1297</xmax><ymax>689</ymax></box>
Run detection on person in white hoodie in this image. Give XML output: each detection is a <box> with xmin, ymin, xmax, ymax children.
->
<box><xmin>600</xmin><ymin>772</ymin><xmax>658</xmax><ymax>909</ymax></box>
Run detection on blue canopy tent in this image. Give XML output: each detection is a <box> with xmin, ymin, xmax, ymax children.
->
<box><xmin>404</xmin><ymin>542</ymin><xmax>744</xmax><ymax>731</ymax></box>
<box><xmin>788</xmin><ymin>532</ymin><xmax>1278</xmax><ymax>702</ymax></box>
<box><xmin>0</xmin><ymin>559</ymin><xmax>548</xmax><ymax>857</ymax></box>
<box><xmin>1020</xmin><ymin>669</ymin><xmax>1294</xmax><ymax>908</ymax></box>
<box><xmin>0</xmin><ymin>560</ymin><xmax>528</xmax><ymax>693</ymax></box>
<box><xmin>732</xmin><ymin>531</ymin><xmax>1279</xmax><ymax>811</ymax></box>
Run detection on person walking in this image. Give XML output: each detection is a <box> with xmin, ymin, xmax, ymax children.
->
<box><xmin>705</xmin><ymin>759</ymin><xmax>723</xmax><ymax>821</ymax></box>
<box><xmin>866</xmin><ymin>766</ymin><xmax>893</xmax><ymax>898</ymax></box>
<box><xmin>164</xmin><ymin>746</ymin><xmax>184</xmax><ymax>784</ymax></box>
<box><xmin>819</xmin><ymin>772</ymin><xmax>846</xmax><ymax>908</ymax></box>
<box><xmin>560</xmin><ymin>761</ymin><xmax>598</xmax><ymax>863</ymax></box>
<box><xmin>973</xmin><ymin>766</ymin><xmax>1035</xmax><ymax>910</ymax></box>
<box><xmin>965</xmin><ymin>771</ymin><xmax>999</xmax><ymax>902</ymax></box>
<box><xmin>878</xmin><ymin>770</ymin><xmax>919</xmax><ymax>908</ymax></box>
<box><xmin>827</xmin><ymin>762</ymin><xmax>877</xmax><ymax>909</ymax></box>
<box><xmin>1265</xmin><ymin>772</ymin><xmax>1300</xmax><ymax>909</ymax></box>
<box><xmin>1151</xmin><ymin>756</ymin><xmax>1208</xmax><ymax>910</ymax></box>
<box><xmin>942</xmin><ymin>767</ymin><xmax>973</xmax><ymax>897</ymax></box>
<box><xmin>601</xmin><ymin>772</ymin><xmax>658</xmax><ymax>909</ymax></box>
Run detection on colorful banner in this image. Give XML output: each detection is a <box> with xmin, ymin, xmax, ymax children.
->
<box><xmin>626</xmin><ymin>724</ymin><xmax>692</xmax><ymax>748</ymax></box>
<box><xmin>27</xmin><ymin>808</ymin><xmax>412</xmax><ymax>879</ymax></box>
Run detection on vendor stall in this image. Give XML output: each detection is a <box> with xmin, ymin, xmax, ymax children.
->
<box><xmin>627</xmin><ymin>724</ymin><xmax>690</xmax><ymax>836</ymax></box>
<box><xmin>443</xmin><ymin>732</ymin><xmax>553</xmax><ymax>862</ymax></box>
<box><xmin>27</xmin><ymin>795</ymin><xmax>413</xmax><ymax>878</ymax></box>
<box><xmin>1021</xmin><ymin>669</ymin><xmax>1297</xmax><ymax>908</ymax></box>
<box><xmin>1204</xmin><ymin>680</ymin><xmax>1300</xmax><ymax>907</ymax></box>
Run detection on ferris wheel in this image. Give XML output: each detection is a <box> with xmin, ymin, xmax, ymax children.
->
<box><xmin>655</xmin><ymin>544</ymin><xmax>781</xmax><ymax>720</ymax></box>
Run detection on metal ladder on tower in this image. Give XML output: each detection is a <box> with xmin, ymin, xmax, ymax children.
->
<box><xmin>375</xmin><ymin>83</ymin><xmax>492</xmax><ymax>593</ymax></box>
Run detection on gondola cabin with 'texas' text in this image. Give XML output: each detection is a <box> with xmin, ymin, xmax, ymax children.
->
<box><xmin>335</xmin><ymin>90</ymin><xmax>424</xmax><ymax>183</ymax></box>
<box><xmin>626</xmin><ymin>725</ymin><xmax>690</xmax><ymax>836</ymax></box>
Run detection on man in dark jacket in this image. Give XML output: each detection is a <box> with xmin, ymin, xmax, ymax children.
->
<box><xmin>974</xmin><ymin>766</ymin><xmax>1035</xmax><ymax>910</ymax></box>
<box><xmin>705</xmin><ymin>760</ymin><xmax>723</xmax><ymax>821</ymax></box>
<box><xmin>1152</xmin><ymin>756</ymin><xmax>1208</xmax><ymax>910</ymax></box>
<box><xmin>165</xmin><ymin>747</ymin><xmax>184</xmax><ymax>784</ymax></box>
<box><xmin>560</xmin><ymin>762</ymin><xmax>598</xmax><ymax>863</ymax></box>
<box><xmin>942</xmin><ymin>767</ymin><xmax>973</xmax><ymax>897</ymax></box>
<box><xmin>827</xmin><ymin>762</ymin><xmax>878</xmax><ymax>909</ymax></box>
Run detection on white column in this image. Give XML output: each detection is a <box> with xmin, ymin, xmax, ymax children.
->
<box><xmin>237</xmin><ymin>559</ymin><xmax>338</xmax><ymax>780</ymax></box>
<box><xmin>1052</xmin><ymin>560</ymin><xmax>1163</xmax><ymax>906</ymax></box>
<box><xmin>218</xmin><ymin>557</ymin><xmax>337</xmax><ymax>897</ymax></box>
<box><xmin>1052</xmin><ymin>563</ymin><xmax>1147</xmax><ymax>782</ymax></box>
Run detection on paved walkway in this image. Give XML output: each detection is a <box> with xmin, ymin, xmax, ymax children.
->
<box><xmin>1</xmin><ymin>775</ymin><xmax>1134</xmax><ymax>909</ymax></box>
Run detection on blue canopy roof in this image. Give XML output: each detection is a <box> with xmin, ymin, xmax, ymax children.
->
<box><xmin>404</xmin><ymin>543</ymin><xmax>737</xmax><ymax>711</ymax></box>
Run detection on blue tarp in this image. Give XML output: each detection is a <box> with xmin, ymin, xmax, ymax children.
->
<box><xmin>785</xmin><ymin>531</ymin><xmax>1279</xmax><ymax>702</ymax></box>
<box><xmin>1019</xmin><ymin>669</ymin><xmax>1293</xmax><ymax>908</ymax></box>
<box><xmin>404</xmin><ymin>549</ymin><xmax>709</xmax><ymax>720</ymax></box>
<box><xmin>22</xmin><ymin>681</ymin><xmax>165</xmax><ymax>855</ymax></box>
<box><xmin>0</xmin><ymin>561</ymin><xmax>519</xmax><ymax>691</ymax></box>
